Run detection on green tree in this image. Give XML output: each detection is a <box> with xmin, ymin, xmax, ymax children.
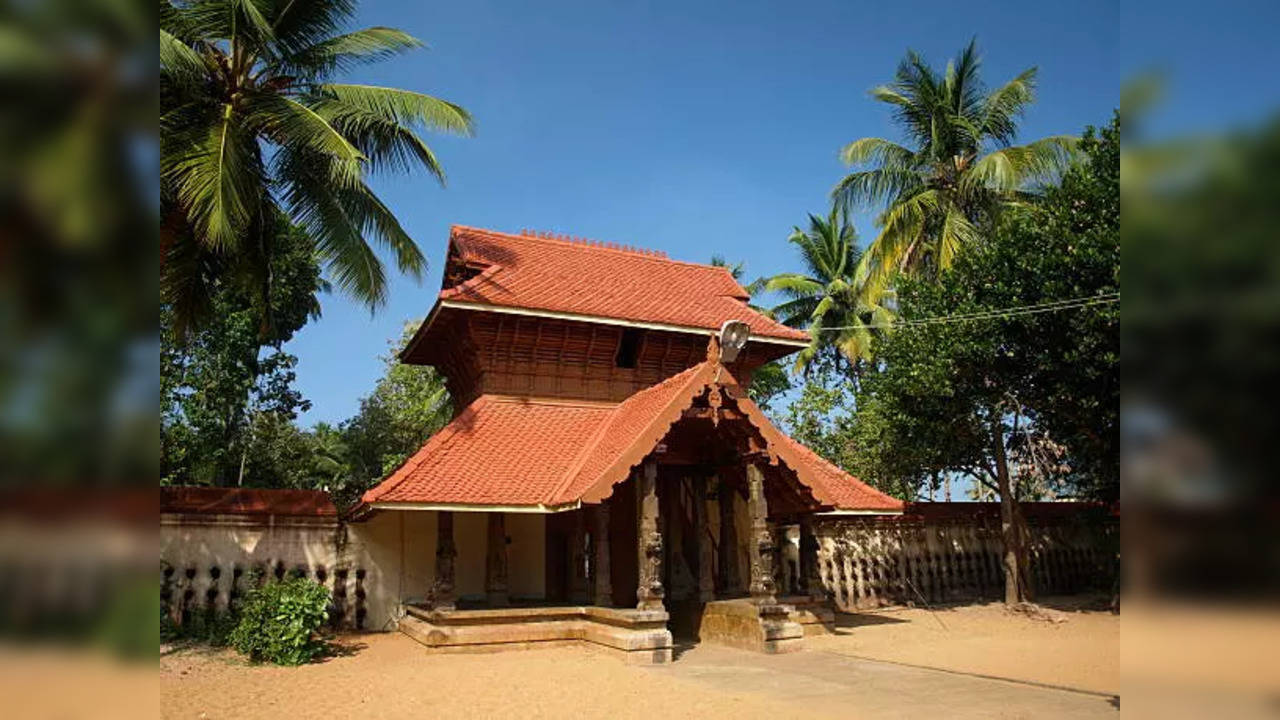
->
<box><xmin>844</xmin><ymin>116</ymin><xmax>1119</xmax><ymax>603</ymax></box>
<box><xmin>331</xmin><ymin>321</ymin><xmax>452</xmax><ymax>507</ymax></box>
<box><xmin>761</xmin><ymin>207</ymin><xmax>890</xmax><ymax>370</ymax></box>
<box><xmin>834</xmin><ymin>40</ymin><xmax>1076</xmax><ymax>304</ymax></box>
<box><xmin>160</xmin><ymin>0</ymin><xmax>473</xmax><ymax>332</ymax></box>
<box><xmin>161</xmin><ymin>212</ymin><xmax>325</xmax><ymax>485</ymax></box>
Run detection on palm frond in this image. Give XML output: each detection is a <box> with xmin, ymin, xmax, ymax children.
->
<box><xmin>855</xmin><ymin>188</ymin><xmax>937</xmax><ymax>304</ymax></box>
<box><xmin>762</xmin><ymin>273</ymin><xmax>823</xmax><ymax>299</ymax></box>
<box><xmin>831</xmin><ymin>167</ymin><xmax>923</xmax><ymax>212</ymax></box>
<box><xmin>839</xmin><ymin>136</ymin><xmax>917</xmax><ymax>169</ymax></box>
<box><xmin>160</xmin><ymin>28</ymin><xmax>209</xmax><ymax>85</ymax></box>
<box><xmin>981</xmin><ymin>67</ymin><xmax>1037</xmax><ymax>146</ymax></box>
<box><xmin>317</xmin><ymin>84</ymin><xmax>473</xmax><ymax>137</ymax></box>
<box><xmin>268</xmin><ymin>0</ymin><xmax>358</xmax><ymax>55</ymax></box>
<box><xmin>277</xmin><ymin>26</ymin><xmax>422</xmax><ymax>76</ymax></box>
<box><xmin>938</xmin><ymin>202</ymin><xmax>977</xmax><ymax>270</ymax></box>
<box><xmin>248</xmin><ymin>91</ymin><xmax>365</xmax><ymax>186</ymax></box>
<box><xmin>962</xmin><ymin>134</ymin><xmax>1077</xmax><ymax>193</ymax></box>
<box><xmin>163</xmin><ymin>104</ymin><xmax>262</xmax><ymax>250</ymax></box>
<box><xmin>769</xmin><ymin>296</ymin><xmax>821</xmax><ymax>327</ymax></box>
<box><xmin>314</xmin><ymin>99</ymin><xmax>447</xmax><ymax>181</ymax></box>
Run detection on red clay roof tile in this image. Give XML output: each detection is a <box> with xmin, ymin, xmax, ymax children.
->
<box><xmin>437</xmin><ymin>226</ymin><xmax>809</xmax><ymax>343</ymax></box>
<box><xmin>362</xmin><ymin>363</ymin><xmax>902</xmax><ymax>513</ymax></box>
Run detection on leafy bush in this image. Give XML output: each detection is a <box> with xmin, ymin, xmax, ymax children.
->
<box><xmin>229</xmin><ymin>578</ymin><xmax>330</xmax><ymax>665</ymax></box>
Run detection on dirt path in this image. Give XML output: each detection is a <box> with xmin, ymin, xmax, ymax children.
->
<box><xmin>161</xmin><ymin>599</ymin><xmax>1118</xmax><ymax>720</ymax></box>
<box><xmin>807</xmin><ymin>595</ymin><xmax>1119</xmax><ymax>695</ymax></box>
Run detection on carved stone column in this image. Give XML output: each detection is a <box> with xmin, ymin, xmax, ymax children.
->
<box><xmin>717</xmin><ymin>476</ymin><xmax>740</xmax><ymax>594</ymax></box>
<box><xmin>485</xmin><ymin>512</ymin><xmax>509</xmax><ymax>607</ymax></box>
<box><xmin>746</xmin><ymin>463</ymin><xmax>777</xmax><ymax>604</ymax></box>
<box><xmin>432</xmin><ymin>511</ymin><xmax>457</xmax><ymax>611</ymax></box>
<box><xmin>695</xmin><ymin>475</ymin><xmax>715</xmax><ymax>602</ymax></box>
<box><xmin>593</xmin><ymin>501</ymin><xmax>613</xmax><ymax>607</ymax></box>
<box><xmin>635</xmin><ymin>462</ymin><xmax>665</xmax><ymax>610</ymax></box>
<box><xmin>569</xmin><ymin>509</ymin><xmax>590</xmax><ymax>603</ymax></box>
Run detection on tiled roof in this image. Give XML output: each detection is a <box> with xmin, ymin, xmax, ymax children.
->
<box><xmin>364</xmin><ymin>396</ymin><xmax>616</xmax><ymax>506</ymax></box>
<box><xmin>438</xmin><ymin>226</ymin><xmax>809</xmax><ymax>343</ymax></box>
<box><xmin>362</xmin><ymin>363</ymin><xmax>902</xmax><ymax>513</ymax></box>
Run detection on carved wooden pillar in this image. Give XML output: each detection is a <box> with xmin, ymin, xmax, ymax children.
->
<box><xmin>717</xmin><ymin>476</ymin><xmax>740</xmax><ymax>594</ymax></box>
<box><xmin>485</xmin><ymin>512</ymin><xmax>509</xmax><ymax>607</ymax></box>
<box><xmin>695</xmin><ymin>474</ymin><xmax>715</xmax><ymax>602</ymax></box>
<box><xmin>635</xmin><ymin>462</ymin><xmax>665</xmax><ymax>610</ymax></box>
<box><xmin>569</xmin><ymin>509</ymin><xmax>590</xmax><ymax>603</ymax></box>
<box><xmin>746</xmin><ymin>463</ymin><xmax>777</xmax><ymax>605</ymax></box>
<box><xmin>433</xmin><ymin>511</ymin><xmax>457</xmax><ymax>611</ymax></box>
<box><xmin>800</xmin><ymin>517</ymin><xmax>824</xmax><ymax>601</ymax></box>
<box><xmin>593</xmin><ymin>501</ymin><xmax>613</xmax><ymax>606</ymax></box>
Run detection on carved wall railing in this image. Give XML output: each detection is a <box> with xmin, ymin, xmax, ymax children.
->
<box><xmin>812</xmin><ymin>515</ymin><xmax>1117</xmax><ymax>611</ymax></box>
<box><xmin>160</xmin><ymin>558</ymin><xmax>371</xmax><ymax>632</ymax></box>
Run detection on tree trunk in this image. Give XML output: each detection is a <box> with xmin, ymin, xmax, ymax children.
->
<box><xmin>993</xmin><ymin>424</ymin><xmax>1032</xmax><ymax>604</ymax></box>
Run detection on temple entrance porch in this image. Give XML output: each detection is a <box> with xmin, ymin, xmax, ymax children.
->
<box><xmin>397</xmin><ymin>383</ymin><xmax>842</xmax><ymax>662</ymax></box>
<box><xmin>399</xmin><ymin>461</ymin><xmax>828</xmax><ymax>661</ymax></box>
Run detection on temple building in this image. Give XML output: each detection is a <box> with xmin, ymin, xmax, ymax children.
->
<box><xmin>349</xmin><ymin>225</ymin><xmax>903</xmax><ymax>662</ymax></box>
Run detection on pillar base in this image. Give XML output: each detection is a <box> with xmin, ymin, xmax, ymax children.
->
<box><xmin>698</xmin><ymin>599</ymin><xmax>803</xmax><ymax>654</ymax></box>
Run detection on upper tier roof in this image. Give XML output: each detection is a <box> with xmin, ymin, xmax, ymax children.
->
<box><xmin>433</xmin><ymin>226</ymin><xmax>809</xmax><ymax>344</ymax></box>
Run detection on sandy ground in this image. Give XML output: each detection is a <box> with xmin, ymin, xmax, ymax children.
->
<box><xmin>161</xmin><ymin>636</ymin><xmax>809</xmax><ymax>720</ymax></box>
<box><xmin>808</xmin><ymin>594</ymin><xmax>1119</xmax><ymax>694</ymax></box>
<box><xmin>160</xmin><ymin>597</ymin><xmax>1119</xmax><ymax>720</ymax></box>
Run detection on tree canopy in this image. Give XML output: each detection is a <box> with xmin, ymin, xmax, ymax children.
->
<box><xmin>160</xmin><ymin>0</ymin><xmax>473</xmax><ymax>333</ymax></box>
<box><xmin>834</xmin><ymin>40</ymin><xmax>1077</xmax><ymax>305</ymax></box>
<box><xmin>845</xmin><ymin>115</ymin><xmax>1119</xmax><ymax>503</ymax></box>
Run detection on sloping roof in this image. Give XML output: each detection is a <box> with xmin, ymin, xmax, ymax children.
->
<box><xmin>161</xmin><ymin>487</ymin><xmax>337</xmax><ymax>517</ymax></box>
<box><xmin>362</xmin><ymin>362</ymin><xmax>902</xmax><ymax>513</ymax></box>
<box><xmin>436</xmin><ymin>226</ymin><xmax>809</xmax><ymax>343</ymax></box>
<box><xmin>364</xmin><ymin>396</ymin><xmax>616</xmax><ymax>506</ymax></box>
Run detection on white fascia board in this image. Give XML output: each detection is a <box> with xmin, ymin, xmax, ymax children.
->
<box><xmin>370</xmin><ymin>501</ymin><xmax>582</xmax><ymax>514</ymax></box>
<box><xmin>438</xmin><ymin>300</ymin><xmax>811</xmax><ymax>349</ymax></box>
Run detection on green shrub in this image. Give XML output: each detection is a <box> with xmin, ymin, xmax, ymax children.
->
<box><xmin>229</xmin><ymin>578</ymin><xmax>330</xmax><ymax>665</ymax></box>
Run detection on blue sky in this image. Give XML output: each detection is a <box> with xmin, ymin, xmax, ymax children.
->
<box><xmin>289</xmin><ymin>0</ymin><xmax>1127</xmax><ymax>427</ymax></box>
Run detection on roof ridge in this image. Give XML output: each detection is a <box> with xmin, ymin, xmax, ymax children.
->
<box><xmin>555</xmin><ymin>363</ymin><xmax>717</xmax><ymax>505</ymax></box>
<box><xmin>548</xmin><ymin>363</ymin><xmax>712</xmax><ymax>504</ymax></box>
<box><xmin>450</xmin><ymin>224</ymin><xmax>749</xmax><ymax>280</ymax></box>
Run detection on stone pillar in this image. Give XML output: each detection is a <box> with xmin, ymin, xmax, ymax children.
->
<box><xmin>635</xmin><ymin>462</ymin><xmax>665</xmax><ymax>610</ymax></box>
<box><xmin>695</xmin><ymin>475</ymin><xmax>715</xmax><ymax>602</ymax></box>
<box><xmin>432</xmin><ymin>511</ymin><xmax>457</xmax><ymax>611</ymax></box>
<box><xmin>746</xmin><ymin>463</ymin><xmax>777</xmax><ymax>605</ymax></box>
<box><xmin>593</xmin><ymin>501</ymin><xmax>613</xmax><ymax>607</ymax></box>
<box><xmin>569</xmin><ymin>509</ymin><xmax>590</xmax><ymax>603</ymax></box>
<box><xmin>485</xmin><ymin>512</ymin><xmax>509</xmax><ymax>607</ymax></box>
<box><xmin>717</xmin><ymin>477</ymin><xmax>740</xmax><ymax>595</ymax></box>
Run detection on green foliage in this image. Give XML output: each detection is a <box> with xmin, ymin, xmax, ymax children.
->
<box><xmin>162</xmin><ymin>212</ymin><xmax>325</xmax><ymax>486</ymax></box>
<box><xmin>834</xmin><ymin>40</ymin><xmax>1078</xmax><ymax>305</ymax></box>
<box><xmin>746</xmin><ymin>361</ymin><xmax>791</xmax><ymax>412</ymax></box>
<box><xmin>230</xmin><ymin>578</ymin><xmax>331</xmax><ymax>666</ymax></box>
<box><xmin>326</xmin><ymin>322</ymin><xmax>452</xmax><ymax>507</ymax></box>
<box><xmin>844</xmin><ymin>115</ymin><xmax>1120</xmax><ymax>502</ymax></box>
<box><xmin>161</xmin><ymin>0</ymin><xmax>474</xmax><ymax>331</ymax></box>
<box><xmin>762</xmin><ymin>207</ymin><xmax>892</xmax><ymax>369</ymax></box>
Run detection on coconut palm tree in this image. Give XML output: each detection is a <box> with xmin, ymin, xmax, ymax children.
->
<box><xmin>833</xmin><ymin>40</ymin><xmax>1076</xmax><ymax>303</ymax></box>
<box><xmin>762</xmin><ymin>207</ymin><xmax>892</xmax><ymax>370</ymax></box>
<box><xmin>161</xmin><ymin>0</ymin><xmax>473</xmax><ymax>332</ymax></box>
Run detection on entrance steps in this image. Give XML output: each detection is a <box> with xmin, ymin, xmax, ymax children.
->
<box><xmin>398</xmin><ymin>604</ymin><xmax>674</xmax><ymax>665</ymax></box>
